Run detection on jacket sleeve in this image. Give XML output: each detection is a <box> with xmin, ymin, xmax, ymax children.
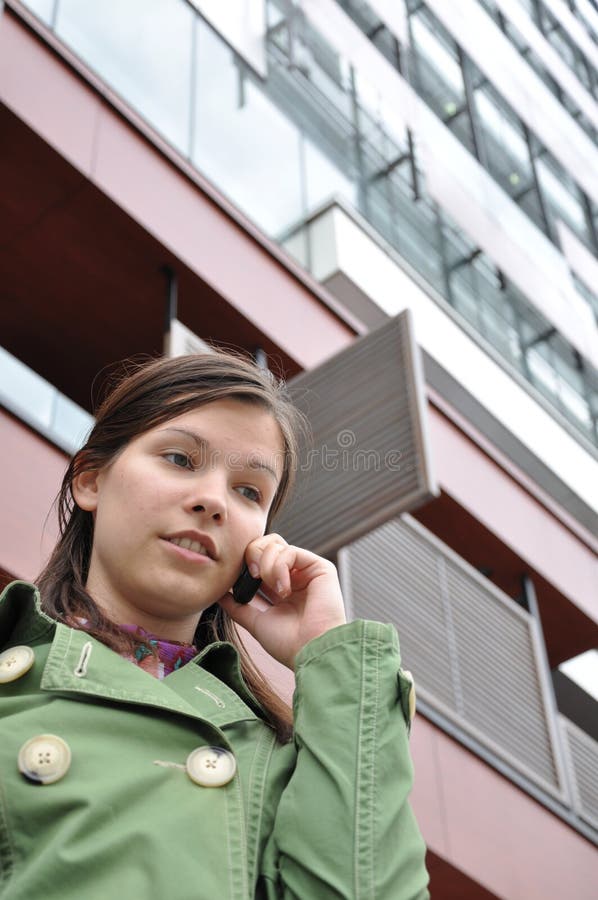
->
<box><xmin>259</xmin><ymin>619</ymin><xmax>430</xmax><ymax>899</ymax></box>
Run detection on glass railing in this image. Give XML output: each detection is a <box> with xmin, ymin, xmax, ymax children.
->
<box><xmin>14</xmin><ymin>0</ymin><xmax>598</xmax><ymax>449</ymax></box>
<box><xmin>0</xmin><ymin>346</ymin><xmax>93</xmax><ymax>453</ymax></box>
<box><xmin>265</xmin><ymin>1</ymin><xmax>598</xmax><ymax>447</ymax></box>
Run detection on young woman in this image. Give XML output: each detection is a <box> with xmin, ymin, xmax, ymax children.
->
<box><xmin>0</xmin><ymin>350</ymin><xmax>430</xmax><ymax>899</ymax></box>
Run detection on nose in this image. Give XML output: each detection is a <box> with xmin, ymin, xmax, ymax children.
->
<box><xmin>192</xmin><ymin>501</ymin><xmax>225</xmax><ymax>521</ymax></box>
<box><xmin>187</xmin><ymin>473</ymin><xmax>228</xmax><ymax>522</ymax></box>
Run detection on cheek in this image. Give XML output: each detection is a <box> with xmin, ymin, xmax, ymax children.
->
<box><xmin>117</xmin><ymin>467</ymin><xmax>165</xmax><ymax>516</ymax></box>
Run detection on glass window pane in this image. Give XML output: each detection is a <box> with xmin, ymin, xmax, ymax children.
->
<box><xmin>193</xmin><ymin>19</ymin><xmax>302</xmax><ymax>238</ymax></box>
<box><xmin>536</xmin><ymin>156</ymin><xmax>591</xmax><ymax>246</ymax></box>
<box><xmin>475</xmin><ymin>88</ymin><xmax>534</xmax><ymax>197</ymax></box>
<box><xmin>55</xmin><ymin>0</ymin><xmax>194</xmax><ymax>152</ymax></box>
<box><xmin>303</xmin><ymin>137</ymin><xmax>357</xmax><ymax>212</ymax></box>
<box><xmin>0</xmin><ymin>346</ymin><xmax>54</xmax><ymax>428</ymax></box>
<box><xmin>52</xmin><ymin>394</ymin><xmax>94</xmax><ymax>450</ymax></box>
<box><xmin>410</xmin><ymin>14</ymin><xmax>466</xmax><ymax>120</ymax></box>
<box><xmin>20</xmin><ymin>0</ymin><xmax>55</xmax><ymax>24</ymax></box>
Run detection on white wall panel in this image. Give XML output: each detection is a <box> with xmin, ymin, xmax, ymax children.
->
<box><xmin>367</xmin><ymin>0</ymin><xmax>409</xmax><ymax>46</ymax></box>
<box><xmin>557</xmin><ymin>221</ymin><xmax>598</xmax><ymax>299</ymax></box>
<box><xmin>542</xmin><ymin>0</ymin><xmax>598</xmax><ymax>67</ymax></box>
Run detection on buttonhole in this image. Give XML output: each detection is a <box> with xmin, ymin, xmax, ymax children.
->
<box><xmin>153</xmin><ymin>760</ymin><xmax>186</xmax><ymax>770</ymax></box>
<box><xmin>194</xmin><ymin>686</ymin><xmax>226</xmax><ymax>708</ymax></box>
<box><xmin>74</xmin><ymin>642</ymin><xmax>93</xmax><ymax>677</ymax></box>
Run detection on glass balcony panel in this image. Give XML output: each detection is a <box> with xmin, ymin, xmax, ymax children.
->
<box><xmin>303</xmin><ymin>137</ymin><xmax>358</xmax><ymax>213</ymax></box>
<box><xmin>0</xmin><ymin>347</ymin><xmax>93</xmax><ymax>451</ymax></box>
<box><xmin>0</xmin><ymin>346</ymin><xmax>55</xmax><ymax>429</ymax></box>
<box><xmin>19</xmin><ymin>0</ymin><xmax>55</xmax><ymax>25</ymax></box>
<box><xmin>301</xmin><ymin>23</ymin><xmax>353</xmax><ymax>119</ymax></box>
<box><xmin>376</xmin><ymin>181</ymin><xmax>445</xmax><ymax>293</ymax></box>
<box><xmin>55</xmin><ymin>0</ymin><xmax>194</xmax><ymax>153</ymax></box>
<box><xmin>451</xmin><ymin>269</ymin><xmax>482</xmax><ymax>325</ymax></box>
<box><xmin>480</xmin><ymin>304</ymin><xmax>523</xmax><ymax>363</ymax></box>
<box><xmin>52</xmin><ymin>394</ymin><xmax>94</xmax><ymax>449</ymax></box>
<box><xmin>558</xmin><ymin>380</ymin><xmax>592</xmax><ymax>427</ymax></box>
<box><xmin>528</xmin><ymin>346</ymin><xmax>560</xmax><ymax>395</ymax></box>
<box><xmin>193</xmin><ymin>19</ymin><xmax>303</xmax><ymax>238</ymax></box>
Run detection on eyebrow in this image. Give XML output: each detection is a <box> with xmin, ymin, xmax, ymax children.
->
<box><xmin>157</xmin><ymin>426</ymin><xmax>280</xmax><ymax>483</ymax></box>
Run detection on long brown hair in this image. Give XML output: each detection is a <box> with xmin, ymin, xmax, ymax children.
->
<box><xmin>38</xmin><ymin>350</ymin><xmax>309</xmax><ymax>742</ymax></box>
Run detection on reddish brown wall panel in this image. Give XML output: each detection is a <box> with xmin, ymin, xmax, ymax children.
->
<box><xmin>0</xmin><ymin>409</ymin><xmax>63</xmax><ymax>580</ymax></box>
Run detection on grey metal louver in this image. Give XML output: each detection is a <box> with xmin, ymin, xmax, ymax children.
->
<box><xmin>338</xmin><ymin>513</ymin><xmax>571</xmax><ymax>804</ymax></box>
<box><xmin>560</xmin><ymin>715</ymin><xmax>598</xmax><ymax>831</ymax></box>
<box><xmin>272</xmin><ymin>311</ymin><xmax>438</xmax><ymax>554</ymax></box>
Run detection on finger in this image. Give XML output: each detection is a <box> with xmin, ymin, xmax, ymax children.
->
<box><xmin>245</xmin><ymin>534</ymin><xmax>288</xmax><ymax>576</ymax></box>
<box><xmin>255</xmin><ymin>544</ymin><xmax>297</xmax><ymax>597</ymax></box>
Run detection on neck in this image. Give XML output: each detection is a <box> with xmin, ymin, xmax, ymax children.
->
<box><xmin>84</xmin><ymin>575</ymin><xmax>202</xmax><ymax>645</ymax></box>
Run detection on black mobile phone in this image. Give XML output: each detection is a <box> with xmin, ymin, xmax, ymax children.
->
<box><xmin>232</xmin><ymin>564</ymin><xmax>262</xmax><ymax>605</ymax></box>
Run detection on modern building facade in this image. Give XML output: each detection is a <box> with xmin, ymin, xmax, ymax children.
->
<box><xmin>1</xmin><ymin>0</ymin><xmax>597</xmax><ymax>896</ymax></box>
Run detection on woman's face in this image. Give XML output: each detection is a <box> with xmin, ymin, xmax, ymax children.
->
<box><xmin>73</xmin><ymin>399</ymin><xmax>285</xmax><ymax>636</ymax></box>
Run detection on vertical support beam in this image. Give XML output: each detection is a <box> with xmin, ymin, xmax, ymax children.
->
<box><xmin>253</xmin><ymin>347</ymin><xmax>269</xmax><ymax>369</ymax></box>
<box><xmin>458</xmin><ymin>49</ymin><xmax>488</xmax><ymax>170</ymax></box>
<box><xmin>521</xmin><ymin>122</ymin><xmax>554</xmax><ymax>240</ymax></box>
<box><xmin>521</xmin><ymin>573</ymin><xmax>575</xmax><ymax>805</ymax></box>
<box><xmin>188</xmin><ymin>13</ymin><xmax>199</xmax><ymax>159</ymax></box>
<box><xmin>572</xmin><ymin>349</ymin><xmax>598</xmax><ymax>444</ymax></box>
<box><xmin>348</xmin><ymin>66</ymin><xmax>369</xmax><ymax>219</ymax></box>
<box><xmin>433</xmin><ymin>204</ymin><xmax>456</xmax><ymax>309</ymax></box>
<box><xmin>389</xmin><ymin>28</ymin><xmax>420</xmax><ymax>200</ymax></box>
<box><xmin>162</xmin><ymin>265</ymin><xmax>178</xmax><ymax>356</ymax></box>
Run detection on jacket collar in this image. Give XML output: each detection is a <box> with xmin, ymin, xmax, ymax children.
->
<box><xmin>0</xmin><ymin>581</ymin><xmax>269</xmax><ymax>730</ymax></box>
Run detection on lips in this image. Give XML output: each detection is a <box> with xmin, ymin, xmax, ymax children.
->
<box><xmin>163</xmin><ymin>532</ymin><xmax>218</xmax><ymax>560</ymax></box>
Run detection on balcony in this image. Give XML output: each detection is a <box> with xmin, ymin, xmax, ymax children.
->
<box><xmin>339</xmin><ymin>511</ymin><xmax>598</xmax><ymax>842</ymax></box>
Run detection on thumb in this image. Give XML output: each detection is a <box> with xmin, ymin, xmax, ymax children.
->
<box><xmin>217</xmin><ymin>592</ymin><xmax>263</xmax><ymax>637</ymax></box>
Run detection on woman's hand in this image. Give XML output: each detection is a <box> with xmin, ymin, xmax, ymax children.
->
<box><xmin>217</xmin><ymin>534</ymin><xmax>347</xmax><ymax>670</ymax></box>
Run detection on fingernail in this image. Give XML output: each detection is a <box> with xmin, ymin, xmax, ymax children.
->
<box><xmin>249</xmin><ymin>562</ymin><xmax>260</xmax><ymax>577</ymax></box>
<box><xmin>276</xmin><ymin>580</ymin><xmax>285</xmax><ymax>596</ymax></box>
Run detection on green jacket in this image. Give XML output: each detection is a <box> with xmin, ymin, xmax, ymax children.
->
<box><xmin>0</xmin><ymin>581</ymin><xmax>430</xmax><ymax>899</ymax></box>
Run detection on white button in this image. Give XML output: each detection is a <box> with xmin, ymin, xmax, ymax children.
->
<box><xmin>18</xmin><ymin>734</ymin><xmax>72</xmax><ymax>785</ymax></box>
<box><xmin>402</xmin><ymin>669</ymin><xmax>416</xmax><ymax>723</ymax></box>
<box><xmin>186</xmin><ymin>746</ymin><xmax>236</xmax><ymax>787</ymax></box>
<box><xmin>0</xmin><ymin>646</ymin><xmax>35</xmax><ymax>683</ymax></box>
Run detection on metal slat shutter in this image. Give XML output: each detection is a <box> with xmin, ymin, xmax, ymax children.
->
<box><xmin>272</xmin><ymin>311</ymin><xmax>438</xmax><ymax>554</ymax></box>
<box><xmin>339</xmin><ymin>513</ymin><xmax>570</xmax><ymax>802</ymax></box>
<box><xmin>560</xmin><ymin>715</ymin><xmax>598</xmax><ymax>831</ymax></box>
